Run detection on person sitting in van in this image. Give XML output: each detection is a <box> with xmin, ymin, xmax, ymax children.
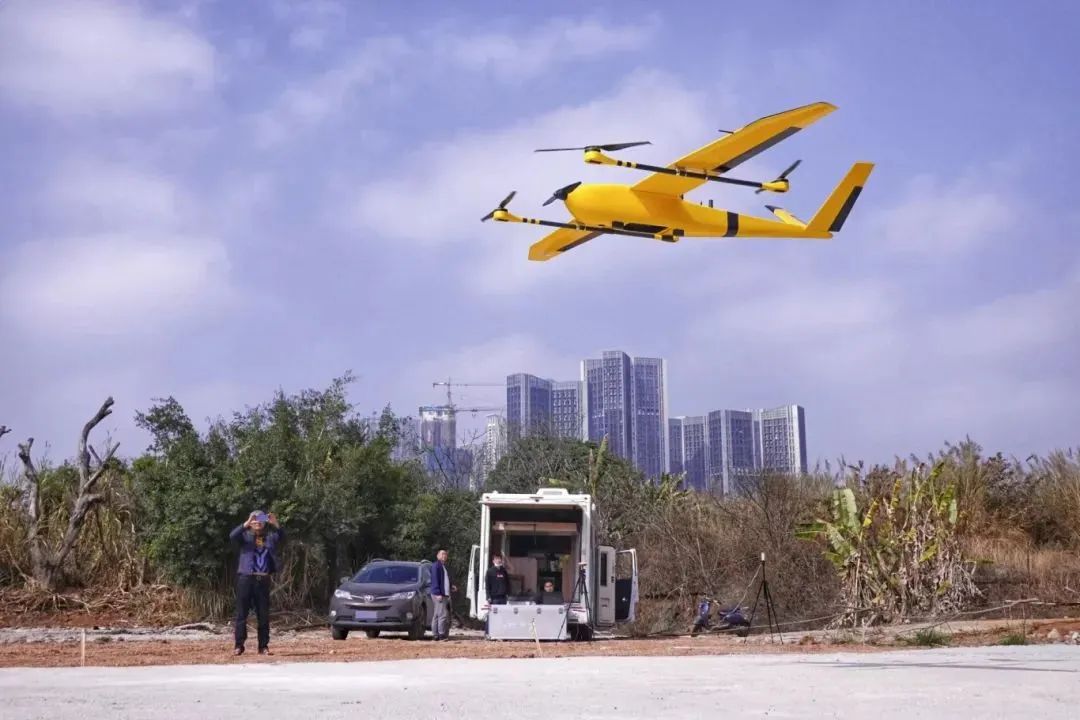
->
<box><xmin>534</xmin><ymin>580</ymin><xmax>563</xmax><ymax>605</ymax></box>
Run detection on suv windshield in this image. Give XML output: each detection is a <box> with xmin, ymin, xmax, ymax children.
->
<box><xmin>352</xmin><ymin>564</ymin><xmax>419</xmax><ymax>585</ymax></box>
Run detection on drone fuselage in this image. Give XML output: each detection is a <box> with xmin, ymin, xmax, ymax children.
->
<box><xmin>563</xmin><ymin>183</ymin><xmax>828</xmax><ymax>239</ymax></box>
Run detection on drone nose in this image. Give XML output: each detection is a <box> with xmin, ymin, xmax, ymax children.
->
<box><xmin>542</xmin><ymin>181</ymin><xmax>582</xmax><ymax>207</ymax></box>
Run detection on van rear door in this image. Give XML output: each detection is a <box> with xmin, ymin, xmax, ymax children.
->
<box><xmin>597</xmin><ymin>546</ymin><xmax>616</xmax><ymax>625</ymax></box>
<box><xmin>466</xmin><ymin>544</ymin><xmax>480</xmax><ymax>618</ymax></box>
<box><xmin>615</xmin><ymin>548</ymin><xmax>639</xmax><ymax>623</ymax></box>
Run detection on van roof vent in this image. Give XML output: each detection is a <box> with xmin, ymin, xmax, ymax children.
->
<box><xmin>535</xmin><ymin>487</ymin><xmax>569</xmax><ymax>495</ymax></box>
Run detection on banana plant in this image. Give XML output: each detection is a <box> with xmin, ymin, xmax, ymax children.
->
<box><xmin>798</xmin><ymin>460</ymin><xmax>977</xmax><ymax>627</ymax></box>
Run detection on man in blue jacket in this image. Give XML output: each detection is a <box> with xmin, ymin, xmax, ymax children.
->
<box><xmin>430</xmin><ymin>548</ymin><xmax>456</xmax><ymax>641</ymax></box>
<box><xmin>229</xmin><ymin>510</ymin><xmax>285</xmax><ymax>656</ymax></box>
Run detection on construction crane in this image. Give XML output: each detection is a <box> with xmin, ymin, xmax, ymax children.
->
<box><xmin>432</xmin><ymin>378</ymin><xmax>504</xmax><ymax>408</ymax></box>
<box><xmin>425</xmin><ymin>378</ymin><xmax>505</xmax><ymax>433</ymax></box>
<box><xmin>435</xmin><ymin>405</ymin><xmax>505</xmax><ymax>418</ymax></box>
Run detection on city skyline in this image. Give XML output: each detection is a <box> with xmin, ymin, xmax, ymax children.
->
<box><xmin>403</xmin><ymin>348</ymin><xmax>806</xmax><ymax>487</ymax></box>
<box><xmin>670</xmin><ymin>406</ymin><xmax>808</xmax><ymax>494</ymax></box>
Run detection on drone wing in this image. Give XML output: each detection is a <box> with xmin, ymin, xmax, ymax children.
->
<box><xmin>528</xmin><ymin>227</ymin><xmax>603</xmax><ymax>261</ymax></box>
<box><xmin>632</xmin><ymin>102</ymin><xmax>837</xmax><ymax>197</ymax></box>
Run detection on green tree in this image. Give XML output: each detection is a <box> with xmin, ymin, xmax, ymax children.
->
<box><xmin>131</xmin><ymin>374</ymin><xmax>427</xmax><ymax>610</ymax></box>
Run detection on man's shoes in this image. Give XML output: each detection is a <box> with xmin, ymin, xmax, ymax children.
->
<box><xmin>233</xmin><ymin>647</ymin><xmax>244</xmax><ymax>656</ymax></box>
<box><xmin>258</xmin><ymin>647</ymin><xmax>271</xmax><ymax>655</ymax></box>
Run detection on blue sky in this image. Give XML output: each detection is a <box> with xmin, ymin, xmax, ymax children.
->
<box><xmin>1</xmin><ymin>0</ymin><xmax>1078</xmax><ymax>467</ymax></box>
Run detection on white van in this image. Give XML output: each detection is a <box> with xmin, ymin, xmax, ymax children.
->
<box><xmin>466</xmin><ymin>487</ymin><xmax>639</xmax><ymax>640</ymax></box>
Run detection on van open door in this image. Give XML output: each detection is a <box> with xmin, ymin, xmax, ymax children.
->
<box><xmin>466</xmin><ymin>544</ymin><xmax>480</xmax><ymax>618</ymax></box>
<box><xmin>615</xmin><ymin>548</ymin><xmax>639</xmax><ymax>623</ymax></box>
<box><xmin>597</xmin><ymin>546</ymin><xmax>616</xmax><ymax>626</ymax></box>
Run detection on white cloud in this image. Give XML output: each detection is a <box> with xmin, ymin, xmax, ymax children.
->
<box><xmin>434</xmin><ymin>16</ymin><xmax>656</xmax><ymax>82</ymax></box>
<box><xmin>48</xmin><ymin>160</ymin><xmax>186</xmax><ymax>229</ymax></box>
<box><xmin>404</xmin><ymin>333</ymin><xmax>580</xmax><ymax>389</ymax></box>
<box><xmin>254</xmin><ymin>35</ymin><xmax>412</xmax><ymax>146</ymax></box>
<box><xmin>673</xmin><ymin>247</ymin><xmax>1080</xmax><ymax>461</ymax></box>
<box><xmin>875</xmin><ymin>172</ymin><xmax>1018</xmax><ymax>257</ymax></box>
<box><xmin>0</xmin><ymin>0</ymin><xmax>215</xmax><ymax>116</ymax></box>
<box><xmin>279</xmin><ymin>0</ymin><xmax>347</xmax><ymax>52</ymax></box>
<box><xmin>707</xmin><ymin>279</ymin><xmax>899</xmax><ymax>339</ymax></box>
<box><xmin>904</xmin><ymin>267</ymin><xmax>1079</xmax><ymax>449</ymax></box>
<box><xmin>3</xmin><ymin>158</ymin><xmax>238</xmax><ymax>338</ymax></box>
<box><xmin>253</xmin><ymin>16</ymin><xmax>656</xmax><ymax>145</ymax></box>
<box><xmin>0</xmin><ymin>234</ymin><xmax>232</xmax><ymax>336</ymax></box>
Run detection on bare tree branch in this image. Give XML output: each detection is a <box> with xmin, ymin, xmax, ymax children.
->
<box><xmin>16</xmin><ymin>438</ymin><xmax>41</xmax><ymax>525</ymax></box>
<box><xmin>12</xmin><ymin>398</ymin><xmax>119</xmax><ymax>590</ymax></box>
<box><xmin>15</xmin><ymin>436</ymin><xmax>50</xmax><ymax>586</ymax></box>
<box><xmin>78</xmin><ymin>397</ymin><xmax>114</xmax><ymax>493</ymax></box>
<box><xmin>0</xmin><ymin>425</ymin><xmax>11</xmax><ymax>440</ymax></box>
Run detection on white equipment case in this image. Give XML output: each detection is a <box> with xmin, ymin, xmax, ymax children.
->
<box><xmin>487</xmin><ymin>604</ymin><xmax>569</xmax><ymax>641</ymax></box>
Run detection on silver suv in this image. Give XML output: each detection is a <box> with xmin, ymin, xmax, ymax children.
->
<box><xmin>329</xmin><ymin>560</ymin><xmax>433</xmax><ymax>641</ymax></box>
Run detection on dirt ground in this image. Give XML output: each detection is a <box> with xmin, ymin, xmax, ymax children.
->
<box><xmin>2</xmin><ymin>618</ymin><xmax>1078</xmax><ymax>669</ymax></box>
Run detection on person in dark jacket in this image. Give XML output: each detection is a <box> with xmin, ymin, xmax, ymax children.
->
<box><xmin>534</xmin><ymin>580</ymin><xmax>563</xmax><ymax>605</ymax></box>
<box><xmin>430</xmin><ymin>549</ymin><xmax>456</xmax><ymax>641</ymax></box>
<box><xmin>229</xmin><ymin>510</ymin><xmax>284</xmax><ymax>656</ymax></box>
<box><xmin>485</xmin><ymin>553</ymin><xmax>512</xmax><ymax>605</ymax></box>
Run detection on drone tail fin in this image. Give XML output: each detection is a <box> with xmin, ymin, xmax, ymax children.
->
<box><xmin>806</xmin><ymin>162</ymin><xmax>874</xmax><ymax>234</ymax></box>
<box><xmin>764</xmin><ymin>205</ymin><xmax>807</xmax><ymax>229</ymax></box>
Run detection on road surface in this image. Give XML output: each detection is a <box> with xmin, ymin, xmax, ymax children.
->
<box><xmin>2</xmin><ymin>645</ymin><xmax>1077</xmax><ymax>718</ymax></box>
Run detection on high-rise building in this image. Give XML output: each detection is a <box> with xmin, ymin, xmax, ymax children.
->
<box><xmin>387</xmin><ymin>415</ymin><xmax>421</xmax><ymax>462</ymax></box>
<box><xmin>424</xmin><ymin>446</ymin><xmax>474</xmax><ymax>491</ymax></box>
<box><xmin>419</xmin><ymin>406</ymin><xmax>455</xmax><ymax>449</ymax></box>
<box><xmin>552</xmin><ymin>380</ymin><xmax>586</xmax><ymax>440</ymax></box>
<box><xmin>582</xmin><ymin>351</ymin><xmax>633</xmax><ymax>462</ymax></box>
<box><xmin>668</xmin><ymin>405</ymin><xmax>806</xmax><ymax>495</ymax></box>
<box><xmin>669</xmin><ymin>416</ymin><xmax>708</xmax><ymax>491</ymax></box>
<box><xmin>506</xmin><ymin>373</ymin><xmax>553</xmax><ymax>442</ymax></box>
<box><xmin>753</xmin><ymin>405</ymin><xmax>808</xmax><ymax>475</ymax></box>
<box><xmin>483</xmin><ymin>414</ymin><xmax>508</xmax><ymax>478</ymax></box>
<box><xmin>631</xmin><ymin>357</ymin><xmax>669</xmax><ymax>478</ymax></box>
<box><xmin>581</xmin><ymin>350</ymin><xmax>669</xmax><ymax>477</ymax></box>
<box><xmin>361</xmin><ymin>413</ymin><xmax>425</xmax><ymax>463</ymax></box>
<box><xmin>707</xmin><ymin>409</ymin><xmax>755</xmax><ymax>495</ymax></box>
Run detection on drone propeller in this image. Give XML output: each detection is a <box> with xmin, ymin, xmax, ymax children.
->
<box><xmin>534</xmin><ymin>141</ymin><xmax>651</xmax><ymax>153</ymax></box>
<box><xmin>755</xmin><ymin>159</ymin><xmax>802</xmax><ymax>194</ymax></box>
<box><xmin>481</xmin><ymin>190</ymin><xmax>517</xmax><ymax>222</ymax></box>
<box><xmin>543</xmin><ymin>181</ymin><xmax>582</xmax><ymax>206</ymax></box>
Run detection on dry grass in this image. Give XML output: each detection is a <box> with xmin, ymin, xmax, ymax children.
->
<box><xmin>966</xmin><ymin>534</ymin><xmax>1080</xmax><ymax>606</ymax></box>
<box><xmin>0</xmin><ymin>584</ymin><xmax>193</xmax><ymax>627</ymax></box>
<box><xmin>628</xmin><ymin>475</ymin><xmax>839</xmax><ymax>635</ymax></box>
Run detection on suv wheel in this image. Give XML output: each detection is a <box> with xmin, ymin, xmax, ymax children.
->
<box><xmin>364</xmin><ymin>629</ymin><xmax>381</xmax><ymax>639</ymax></box>
<box><xmin>331</xmin><ymin>625</ymin><xmax>349</xmax><ymax>641</ymax></box>
<box><xmin>407</xmin><ymin>611</ymin><xmax>425</xmax><ymax>641</ymax></box>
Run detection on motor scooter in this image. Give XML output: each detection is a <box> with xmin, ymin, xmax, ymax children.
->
<box><xmin>690</xmin><ymin>595</ymin><xmax>751</xmax><ymax>637</ymax></box>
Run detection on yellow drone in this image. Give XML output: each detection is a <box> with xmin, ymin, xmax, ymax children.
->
<box><xmin>481</xmin><ymin>101</ymin><xmax>874</xmax><ymax>261</ymax></box>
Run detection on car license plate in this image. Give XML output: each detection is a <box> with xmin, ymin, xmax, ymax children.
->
<box><xmin>354</xmin><ymin>610</ymin><xmax>377</xmax><ymax>620</ymax></box>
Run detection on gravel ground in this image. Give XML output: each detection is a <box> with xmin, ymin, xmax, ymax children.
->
<box><xmin>0</xmin><ymin>621</ymin><xmax>1075</xmax><ymax>669</ymax></box>
<box><xmin>1</xmin><ymin>617</ymin><xmax>1078</xmax><ymax>669</ymax></box>
<box><xmin>2</xmin><ymin>645</ymin><xmax>1078</xmax><ymax>719</ymax></box>
<box><xmin>0</xmin><ymin>628</ymin><xmax>865</xmax><ymax>668</ymax></box>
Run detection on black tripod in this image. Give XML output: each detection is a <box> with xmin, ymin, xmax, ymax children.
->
<box><xmin>745</xmin><ymin>552</ymin><xmax>783</xmax><ymax>643</ymax></box>
<box><xmin>556</xmin><ymin>563</ymin><xmax>593</xmax><ymax>641</ymax></box>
